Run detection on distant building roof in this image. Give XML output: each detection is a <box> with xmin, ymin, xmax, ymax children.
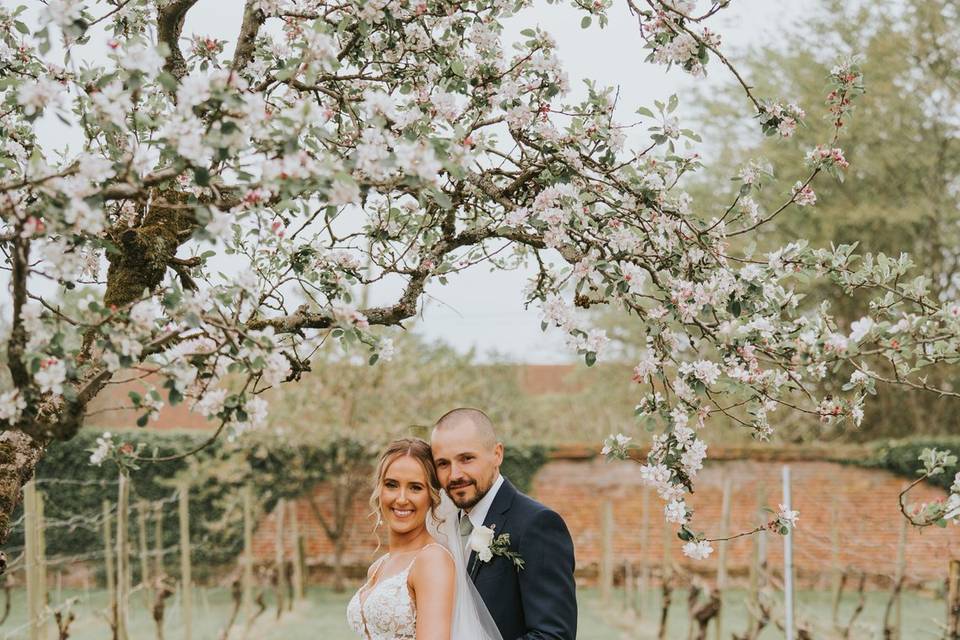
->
<box><xmin>87</xmin><ymin>363</ymin><xmax>583</xmax><ymax>431</ymax></box>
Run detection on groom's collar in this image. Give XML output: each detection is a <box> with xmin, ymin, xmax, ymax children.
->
<box><xmin>465</xmin><ymin>473</ymin><xmax>505</xmax><ymax>530</ymax></box>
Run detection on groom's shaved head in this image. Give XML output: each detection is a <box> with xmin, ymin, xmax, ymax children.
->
<box><xmin>433</xmin><ymin>408</ymin><xmax>497</xmax><ymax>448</ymax></box>
<box><xmin>431</xmin><ymin>408</ymin><xmax>504</xmax><ymax>511</ymax></box>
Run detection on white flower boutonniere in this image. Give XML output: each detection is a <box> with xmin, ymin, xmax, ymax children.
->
<box><xmin>468</xmin><ymin>524</ymin><xmax>524</xmax><ymax>570</ymax></box>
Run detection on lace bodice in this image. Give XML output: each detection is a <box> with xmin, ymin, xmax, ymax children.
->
<box><xmin>346</xmin><ymin>553</ymin><xmax>418</xmax><ymax>640</ymax></box>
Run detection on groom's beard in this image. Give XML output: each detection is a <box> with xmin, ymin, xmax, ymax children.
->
<box><xmin>446</xmin><ymin>479</ymin><xmax>488</xmax><ymax>510</ymax></box>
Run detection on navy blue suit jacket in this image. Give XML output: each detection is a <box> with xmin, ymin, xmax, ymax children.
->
<box><xmin>467</xmin><ymin>477</ymin><xmax>577</xmax><ymax>640</ymax></box>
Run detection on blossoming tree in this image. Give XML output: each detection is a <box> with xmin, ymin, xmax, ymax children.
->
<box><xmin>2</xmin><ymin>0</ymin><xmax>959</xmax><ymax>565</ymax></box>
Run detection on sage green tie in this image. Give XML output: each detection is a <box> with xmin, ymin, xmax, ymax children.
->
<box><xmin>459</xmin><ymin>513</ymin><xmax>474</xmax><ymax>564</ymax></box>
<box><xmin>459</xmin><ymin>512</ymin><xmax>474</xmax><ymax>538</ymax></box>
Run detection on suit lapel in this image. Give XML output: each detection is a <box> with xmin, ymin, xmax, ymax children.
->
<box><xmin>470</xmin><ymin>477</ymin><xmax>517</xmax><ymax>581</ymax></box>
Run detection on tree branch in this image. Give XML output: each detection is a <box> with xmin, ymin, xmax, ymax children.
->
<box><xmin>6</xmin><ymin>235</ymin><xmax>30</xmax><ymax>390</ymax></box>
<box><xmin>157</xmin><ymin>0</ymin><xmax>200</xmax><ymax>81</ymax></box>
<box><xmin>232</xmin><ymin>0</ymin><xmax>266</xmax><ymax>72</ymax></box>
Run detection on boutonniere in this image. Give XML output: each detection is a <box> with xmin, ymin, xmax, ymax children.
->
<box><xmin>468</xmin><ymin>524</ymin><xmax>525</xmax><ymax>570</ymax></box>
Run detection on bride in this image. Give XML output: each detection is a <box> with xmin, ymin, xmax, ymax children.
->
<box><xmin>347</xmin><ymin>438</ymin><xmax>502</xmax><ymax>640</ymax></box>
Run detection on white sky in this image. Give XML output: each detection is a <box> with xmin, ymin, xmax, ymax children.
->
<box><xmin>16</xmin><ymin>0</ymin><xmax>813</xmax><ymax>363</ymax></box>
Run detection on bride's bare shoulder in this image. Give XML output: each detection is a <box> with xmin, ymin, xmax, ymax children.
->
<box><xmin>410</xmin><ymin>543</ymin><xmax>455</xmax><ymax>580</ymax></box>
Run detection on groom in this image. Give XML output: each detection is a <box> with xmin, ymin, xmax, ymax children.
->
<box><xmin>431</xmin><ymin>408</ymin><xmax>577</xmax><ymax>640</ymax></box>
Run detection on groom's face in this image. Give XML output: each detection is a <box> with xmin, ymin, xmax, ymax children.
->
<box><xmin>431</xmin><ymin>425</ymin><xmax>503</xmax><ymax>511</ymax></box>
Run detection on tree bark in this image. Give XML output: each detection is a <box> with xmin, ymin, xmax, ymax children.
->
<box><xmin>332</xmin><ymin>536</ymin><xmax>346</xmax><ymax>594</ymax></box>
<box><xmin>0</xmin><ymin>431</ymin><xmax>44</xmax><ymax>557</ymax></box>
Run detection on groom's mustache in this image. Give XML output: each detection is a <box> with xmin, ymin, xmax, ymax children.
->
<box><xmin>447</xmin><ymin>479</ymin><xmax>475</xmax><ymax>490</ymax></box>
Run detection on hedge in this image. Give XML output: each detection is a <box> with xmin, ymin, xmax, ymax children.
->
<box><xmin>858</xmin><ymin>437</ymin><xmax>960</xmax><ymax>491</ymax></box>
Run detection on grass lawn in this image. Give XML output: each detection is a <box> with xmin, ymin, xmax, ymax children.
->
<box><xmin>0</xmin><ymin>585</ymin><xmax>945</xmax><ymax>639</ymax></box>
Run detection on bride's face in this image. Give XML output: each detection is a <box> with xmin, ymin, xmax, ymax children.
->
<box><xmin>379</xmin><ymin>455</ymin><xmax>431</xmax><ymax>535</ymax></box>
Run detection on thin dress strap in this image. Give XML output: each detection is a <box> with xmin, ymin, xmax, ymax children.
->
<box><xmin>358</xmin><ymin>553</ymin><xmax>390</xmax><ymax>639</ymax></box>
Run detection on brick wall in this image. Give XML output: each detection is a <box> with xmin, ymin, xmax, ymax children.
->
<box><xmin>252</xmin><ymin>449</ymin><xmax>958</xmax><ymax>588</ymax></box>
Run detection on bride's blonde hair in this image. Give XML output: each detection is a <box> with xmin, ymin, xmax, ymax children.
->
<box><xmin>368</xmin><ymin>438</ymin><xmax>443</xmax><ymax>543</ymax></box>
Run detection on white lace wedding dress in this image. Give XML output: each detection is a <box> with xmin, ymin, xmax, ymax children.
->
<box><xmin>346</xmin><ymin>551</ymin><xmax>420</xmax><ymax>640</ymax></box>
<box><xmin>347</xmin><ymin>494</ymin><xmax>503</xmax><ymax>640</ymax></box>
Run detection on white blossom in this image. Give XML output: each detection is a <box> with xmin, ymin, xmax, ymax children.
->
<box><xmin>664</xmin><ymin>499</ymin><xmax>687</xmax><ymax>524</ymax></box>
<box><xmin>777</xmin><ymin>504</ymin><xmax>800</xmax><ymax>529</ymax></box>
<box><xmin>849</xmin><ymin>317</ymin><xmax>875</xmax><ymax>343</ymax></box>
<box><xmin>0</xmin><ymin>390</ymin><xmax>26</xmax><ymax>422</ymax></box>
<box><xmin>682</xmin><ymin>540</ymin><xmax>713</xmax><ymax>560</ymax></box>
<box><xmin>89</xmin><ymin>432</ymin><xmax>113</xmax><ymax>466</ymax></box>
<box><xmin>35</xmin><ymin>358</ymin><xmax>67</xmax><ymax>395</ymax></box>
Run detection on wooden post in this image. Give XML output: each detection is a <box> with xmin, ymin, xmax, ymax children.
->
<box><xmin>714</xmin><ymin>474</ymin><xmax>733</xmax><ymax>640</ymax></box>
<box><xmin>893</xmin><ymin>517</ymin><xmax>908</xmax><ymax>639</ymax></box>
<box><xmin>242</xmin><ymin>485</ymin><xmax>254</xmax><ymax>620</ymax></box>
<box><xmin>154</xmin><ymin>502</ymin><xmax>165</xmax><ymax>579</ymax></box>
<box><xmin>639</xmin><ymin>485</ymin><xmax>650</xmax><ymax>619</ymax></box>
<box><xmin>782</xmin><ymin>466</ymin><xmax>795</xmax><ymax>640</ymax></box>
<box><xmin>116</xmin><ymin>474</ymin><xmax>131</xmax><ymax>640</ymax></box>
<box><xmin>37</xmin><ymin>488</ymin><xmax>49</xmax><ymax>639</ymax></box>
<box><xmin>25</xmin><ymin>480</ymin><xmax>42</xmax><ymax>640</ymax></box>
<box><xmin>138</xmin><ymin>500</ymin><xmax>152</xmax><ymax>609</ymax></box>
<box><xmin>661</xmin><ymin>507</ymin><xmax>672</xmax><ymax>580</ymax></box>
<box><xmin>947</xmin><ymin>559</ymin><xmax>960</xmax><ymax>640</ymax></box>
<box><xmin>290</xmin><ymin>501</ymin><xmax>304</xmax><ymax>603</ymax></box>
<box><xmin>747</xmin><ymin>482</ymin><xmax>767</xmax><ymax>637</ymax></box>
<box><xmin>274</xmin><ymin>498</ymin><xmax>286</xmax><ymax>617</ymax></box>
<box><xmin>179</xmin><ymin>481</ymin><xmax>193</xmax><ymax>640</ymax></box>
<box><xmin>624</xmin><ymin>559</ymin><xmax>635</xmax><ymax>615</ymax></box>
<box><xmin>103</xmin><ymin>498</ymin><xmax>116</xmax><ymax>634</ymax></box>
<box><xmin>830</xmin><ymin>495</ymin><xmax>842</xmax><ymax>629</ymax></box>
<box><xmin>599</xmin><ymin>500</ymin><xmax>614</xmax><ymax>606</ymax></box>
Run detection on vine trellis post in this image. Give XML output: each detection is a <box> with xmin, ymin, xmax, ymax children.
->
<box><xmin>24</xmin><ymin>479</ymin><xmax>47</xmax><ymax>640</ymax></box>
<box><xmin>102</xmin><ymin>498</ymin><xmax>115</xmax><ymax>636</ymax></box>
<box><xmin>116</xmin><ymin>474</ymin><xmax>130</xmax><ymax>640</ymax></box>
<box><xmin>179</xmin><ymin>480</ymin><xmax>193</xmax><ymax>640</ymax></box>
<box><xmin>241</xmin><ymin>484</ymin><xmax>254</xmax><ymax>620</ymax></box>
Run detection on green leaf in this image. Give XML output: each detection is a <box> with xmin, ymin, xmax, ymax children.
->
<box><xmin>136</xmin><ymin>413</ymin><xmax>149</xmax><ymax>428</ymax></box>
<box><xmin>636</xmin><ymin>106</ymin><xmax>655</xmax><ymax>118</ymax></box>
<box><xmin>585</xmin><ymin>351</ymin><xmax>597</xmax><ymax>367</ymax></box>
<box><xmin>581</xmin><ymin>15</ymin><xmax>592</xmax><ymax>28</ymax></box>
<box><xmin>520</xmin><ymin>28</ymin><xmax>536</xmax><ymax>37</ymax></box>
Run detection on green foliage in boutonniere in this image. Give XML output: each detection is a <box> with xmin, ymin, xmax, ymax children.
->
<box><xmin>489</xmin><ymin>531</ymin><xmax>524</xmax><ymax>570</ymax></box>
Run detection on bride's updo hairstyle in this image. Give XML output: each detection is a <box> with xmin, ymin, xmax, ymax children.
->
<box><xmin>369</xmin><ymin>438</ymin><xmax>443</xmax><ymax>534</ymax></box>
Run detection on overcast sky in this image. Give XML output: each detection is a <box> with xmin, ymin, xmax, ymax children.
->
<box><xmin>18</xmin><ymin>0</ymin><xmax>813</xmax><ymax>363</ymax></box>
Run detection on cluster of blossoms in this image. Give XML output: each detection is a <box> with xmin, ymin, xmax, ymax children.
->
<box><xmin>639</xmin><ymin>2</ymin><xmax>721</xmax><ymax>78</ymax></box>
<box><xmin>791</xmin><ymin>181</ymin><xmax>817</xmax><ymax>207</ymax></box>
<box><xmin>806</xmin><ymin>144</ymin><xmax>849</xmax><ymax>182</ymax></box>
<box><xmin>806</xmin><ymin>145</ymin><xmax>849</xmax><ymax>170</ymax></box>
<box><xmin>827</xmin><ymin>59</ymin><xmax>865</xmax><ymax>127</ymax></box>
<box><xmin>758</xmin><ymin>101</ymin><xmax>806</xmax><ymax>138</ymax></box>
<box><xmin>88</xmin><ymin>432</ymin><xmax>136</xmax><ymax>469</ymax></box>
<box><xmin>906</xmin><ymin>449</ymin><xmax>960</xmax><ymax>527</ymax></box>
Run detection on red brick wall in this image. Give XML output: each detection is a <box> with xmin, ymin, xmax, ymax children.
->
<box><xmin>252</xmin><ymin>453</ymin><xmax>957</xmax><ymax>587</ymax></box>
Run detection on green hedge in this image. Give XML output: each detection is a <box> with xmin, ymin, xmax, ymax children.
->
<box><xmin>501</xmin><ymin>445</ymin><xmax>551</xmax><ymax>493</ymax></box>
<box><xmin>858</xmin><ymin>437</ymin><xmax>960</xmax><ymax>490</ymax></box>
